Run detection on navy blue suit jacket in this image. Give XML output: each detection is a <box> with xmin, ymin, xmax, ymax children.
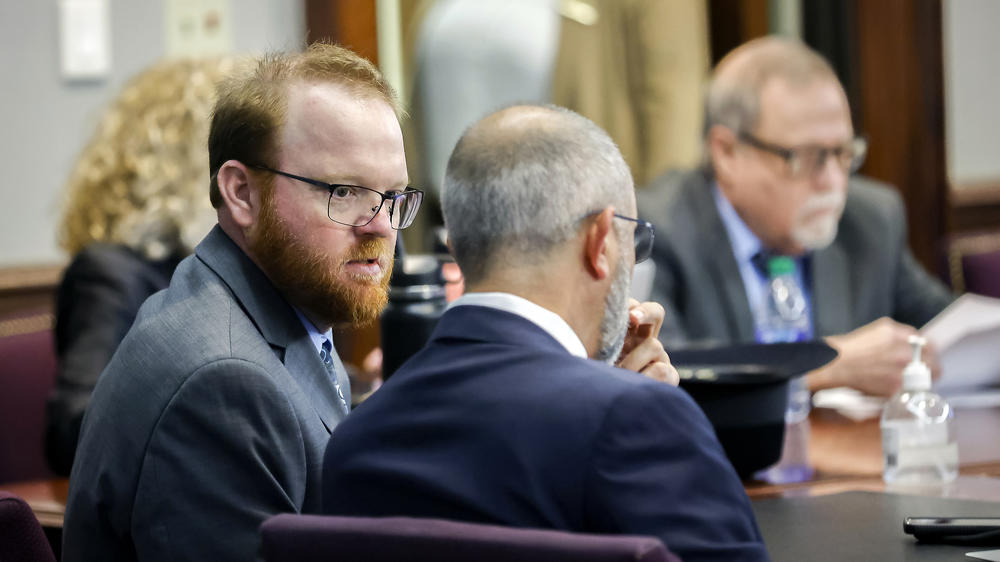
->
<box><xmin>323</xmin><ymin>305</ymin><xmax>769</xmax><ymax>561</ymax></box>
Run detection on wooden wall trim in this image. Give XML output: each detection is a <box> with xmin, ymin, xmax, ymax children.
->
<box><xmin>949</xmin><ymin>180</ymin><xmax>1000</xmax><ymax>234</ymax></box>
<box><xmin>853</xmin><ymin>0</ymin><xmax>947</xmax><ymax>274</ymax></box>
<box><xmin>951</xmin><ymin>181</ymin><xmax>1000</xmax><ymax>207</ymax></box>
<box><xmin>708</xmin><ymin>0</ymin><xmax>769</xmax><ymax>64</ymax></box>
<box><xmin>0</xmin><ymin>263</ymin><xmax>64</xmax><ymax>320</ymax></box>
<box><xmin>0</xmin><ymin>264</ymin><xmax>63</xmax><ymax>294</ymax></box>
<box><xmin>305</xmin><ymin>0</ymin><xmax>379</xmax><ymax>64</ymax></box>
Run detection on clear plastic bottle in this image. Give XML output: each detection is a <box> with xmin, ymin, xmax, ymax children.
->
<box><xmin>757</xmin><ymin>257</ymin><xmax>809</xmax><ymax>345</ymax></box>
<box><xmin>881</xmin><ymin>336</ymin><xmax>958</xmax><ymax>485</ymax></box>
<box><xmin>756</xmin><ymin>256</ymin><xmax>814</xmax><ymax>483</ymax></box>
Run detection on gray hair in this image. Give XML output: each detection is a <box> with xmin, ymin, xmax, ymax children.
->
<box><xmin>442</xmin><ymin>105</ymin><xmax>633</xmax><ymax>285</ymax></box>
<box><xmin>702</xmin><ymin>36</ymin><xmax>841</xmax><ymax>167</ymax></box>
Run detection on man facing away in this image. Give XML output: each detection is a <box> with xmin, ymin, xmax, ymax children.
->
<box><xmin>63</xmin><ymin>43</ymin><xmax>422</xmax><ymax>561</ymax></box>
<box><xmin>322</xmin><ymin>105</ymin><xmax>769</xmax><ymax>562</ymax></box>
<box><xmin>639</xmin><ymin>37</ymin><xmax>954</xmax><ymax>397</ymax></box>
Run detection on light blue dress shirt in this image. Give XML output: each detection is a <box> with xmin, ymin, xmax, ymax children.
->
<box><xmin>293</xmin><ymin>308</ymin><xmax>349</xmax><ymax>414</ymax></box>
<box><xmin>294</xmin><ymin>308</ymin><xmax>334</xmax><ymax>359</ymax></box>
<box><xmin>712</xmin><ymin>185</ymin><xmax>813</xmax><ymax>339</ymax></box>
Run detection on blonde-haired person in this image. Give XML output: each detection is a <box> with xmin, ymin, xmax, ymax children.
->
<box><xmin>45</xmin><ymin>56</ymin><xmax>240</xmax><ymax>476</ymax></box>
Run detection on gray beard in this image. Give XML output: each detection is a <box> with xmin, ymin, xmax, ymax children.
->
<box><xmin>791</xmin><ymin>216</ymin><xmax>839</xmax><ymax>251</ymax></box>
<box><xmin>595</xmin><ymin>249</ymin><xmax>631</xmax><ymax>364</ymax></box>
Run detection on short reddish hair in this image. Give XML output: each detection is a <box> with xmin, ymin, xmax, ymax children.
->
<box><xmin>208</xmin><ymin>42</ymin><xmax>401</xmax><ymax>208</ymax></box>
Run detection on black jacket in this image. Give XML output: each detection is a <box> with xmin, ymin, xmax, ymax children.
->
<box><xmin>45</xmin><ymin>243</ymin><xmax>181</xmax><ymax>475</ymax></box>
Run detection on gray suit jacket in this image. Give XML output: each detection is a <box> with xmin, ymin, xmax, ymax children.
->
<box><xmin>638</xmin><ymin>170</ymin><xmax>954</xmax><ymax>347</ymax></box>
<box><xmin>63</xmin><ymin>226</ymin><xmax>350</xmax><ymax>562</ymax></box>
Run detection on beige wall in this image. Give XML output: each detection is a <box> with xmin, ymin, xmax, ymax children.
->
<box><xmin>944</xmin><ymin>0</ymin><xmax>1000</xmax><ymax>187</ymax></box>
<box><xmin>0</xmin><ymin>1</ymin><xmax>304</xmax><ymax>267</ymax></box>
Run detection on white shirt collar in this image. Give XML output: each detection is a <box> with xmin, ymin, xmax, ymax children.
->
<box><xmin>448</xmin><ymin>292</ymin><xmax>588</xmax><ymax>358</ymax></box>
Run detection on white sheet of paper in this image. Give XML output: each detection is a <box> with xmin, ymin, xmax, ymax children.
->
<box><xmin>921</xmin><ymin>294</ymin><xmax>1000</xmax><ymax>394</ymax></box>
<box><xmin>966</xmin><ymin>548</ymin><xmax>1000</xmax><ymax>561</ymax></box>
<box><xmin>812</xmin><ymin>387</ymin><xmax>885</xmax><ymax>420</ymax></box>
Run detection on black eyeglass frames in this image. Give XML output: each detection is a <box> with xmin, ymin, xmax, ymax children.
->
<box><xmin>248</xmin><ymin>164</ymin><xmax>424</xmax><ymax>230</ymax></box>
<box><xmin>580</xmin><ymin>211</ymin><xmax>654</xmax><ymax>264</ymax></box>
<box><xmin>738</xmin><ymin>132</ymin><xmax>868</xmax><ymax>178</ymax></box>
<box><xmin>612</xmin><ymin>214</ymin><xmax>654</xmax><ymax>264</ymax></box>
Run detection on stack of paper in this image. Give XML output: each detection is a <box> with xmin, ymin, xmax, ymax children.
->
<box><xmin>923</xmin><ymin>293</ymin><xmax>1000</xmax><ymax>395</ymax></box>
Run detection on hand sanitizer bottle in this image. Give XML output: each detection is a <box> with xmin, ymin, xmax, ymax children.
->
<box><xmin>880</xmin><ymin>335</ymin><xmax>958</xmax><ymax>485</ymax></box>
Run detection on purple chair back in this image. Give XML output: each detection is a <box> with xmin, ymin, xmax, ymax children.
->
<box><xmin>0</xmin><ymin>491</ymin><xmax>57</xmax><ymax>562</ymax></box>
<box><xmin>260</xmin><ymin>514</ymin><xmax>678</xmax><ymax>562</ymax></box>
<box><xmin>0</xmin><ymin>313</ymin><xmax>57</xmax><ymax>484</ymax></box>
<box><xmin>947</xmin><ymin>231</ymin><xmax>1000</xmax><ymax>298</ymax></box>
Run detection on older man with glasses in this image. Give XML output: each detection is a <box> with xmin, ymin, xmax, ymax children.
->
<box><xmin>321</xmin><ymin>105</ymin><xmax>769</xmax><ymax>562</ymax></box>
<box><xmin>638</xmin><ymin>36</ymin><xmax>954</xmax><ymax>398</ymax></box>
<box><xmin>63</xmin><ymin>43</ymin><xmax>421</xmax><ymax>562</ymax></box>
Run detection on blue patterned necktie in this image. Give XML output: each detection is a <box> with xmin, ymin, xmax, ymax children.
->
<box><xmin>320</xmin><ymin>339</ymin><xmax>350</xmax><ymax>416</ymax></box>
<box><xmin>752</xmin><ymin>253</ymin><xmax>813</xmax><ymax>342</ymax></box>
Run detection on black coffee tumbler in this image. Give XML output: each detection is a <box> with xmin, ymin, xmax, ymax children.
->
<box><xmin>380</xmin><ymin>238</ymin><xmax>447</xmax><ymax>380</ymax></box>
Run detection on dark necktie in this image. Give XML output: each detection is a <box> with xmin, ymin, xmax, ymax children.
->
<box><xmin>751</xmin><ymin>251</ymin><xmax>771</xmax><ymax>278</ymax></box>
<box><xmin>320</xmin><ymin>339</ymin><xmax>350</xmax><ymax>416</ymax></box>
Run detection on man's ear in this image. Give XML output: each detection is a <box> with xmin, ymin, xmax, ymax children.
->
<box><xmin>708</xmin><ymin>125</ymin><xmax>739</xmax><ymax>187</ymax></box>
<box><xmin>582</xmin><ymin>207</ymin><xmax>615</xmax><ymax>281</ymax></box>
<box><xmin>216</xmin><ymin>160</ymin><xmax>257</xmax><ymax>228</ymax></box>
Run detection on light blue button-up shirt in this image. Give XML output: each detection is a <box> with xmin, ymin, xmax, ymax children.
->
<box><xmin>293</xmin><ymin>308</ymin><xmax>334</xmax><ymax>359</ymax></box>
<box><xmin>712</xmin><ymin>184</ymin><xmax>812</xmax><ymax>339</ymax></box>
<box><xmin>293</xmin><ymin>308</ymin><xmax>350</xmax><ymax>414</ymax></box>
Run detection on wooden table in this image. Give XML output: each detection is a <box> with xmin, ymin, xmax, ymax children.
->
<box><xmin>747</xmin><ymin>406</ymin><xmax>1000</xmax><ymax>561</ymax></box>
<box><xmin>746</xmin><ymin>405</ymin><xmax>1000</xmax><ymax>500</ymax></box>
<box><xmin>6</xmin><ymin>406</ymin><xmax>1000</xmax><ymax>529</ymax></box>
<box><xmin>3</xmin><ymin>476</ymin><xmax>68</xmax><ymax>527</ymax></box>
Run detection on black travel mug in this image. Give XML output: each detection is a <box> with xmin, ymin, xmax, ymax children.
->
<box><xmin>380</xmin><ymin>254</ymin><xmax>447</xmax><ymax>380</ymax></box>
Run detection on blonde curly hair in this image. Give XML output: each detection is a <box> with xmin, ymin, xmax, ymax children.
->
<box><xmin>60</xmin><ymin>56</ymin><xmax>242</xmax><ymax>260</ymax></box>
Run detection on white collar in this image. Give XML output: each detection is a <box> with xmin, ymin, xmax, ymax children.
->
<box><xmin>448</xmin><ymin>292</ymin><xmax>588</xmax><ymax>358</ymax></box>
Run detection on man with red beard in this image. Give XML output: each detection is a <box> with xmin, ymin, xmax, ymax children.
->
<box><xmin>63</xmin><ymin>43</ymin><xmax>421</xmax><ymax>562</ymax></box>
<box><xmin>638</xmin><ymin>37</ymin><xmax>954</xmax><ymax>398</ymax></box>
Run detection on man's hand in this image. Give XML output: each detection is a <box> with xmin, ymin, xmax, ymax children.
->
<box><xmin>616</xmin><ymin>299</ymin><xmax>679</xmax><ymax>385</ymax></box>
<box><xmin>807</xmin><ymin>316</ymin><xmax>940</xmax><ymax>397</ymax></box>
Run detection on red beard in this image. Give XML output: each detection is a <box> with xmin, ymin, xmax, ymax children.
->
<box><xmin>249</xmin><ymin>187</ymin><xmax>393</xmax><ymax>328</ymax></box>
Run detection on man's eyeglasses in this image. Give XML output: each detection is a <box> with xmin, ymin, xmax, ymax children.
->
<box><xmin>248</xmin><ymin>164</ymin><xmax>424</xmax><ymax>230</ymax></box>
<box><xmin>582</xmin><ymin>211</ymin><xmax>655</xmax><ymax>264</ymax></box>
<box><xmin>739</xmin><ymin>132</ymin><xmax>868</xmax><ymax>179</ymax></box>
